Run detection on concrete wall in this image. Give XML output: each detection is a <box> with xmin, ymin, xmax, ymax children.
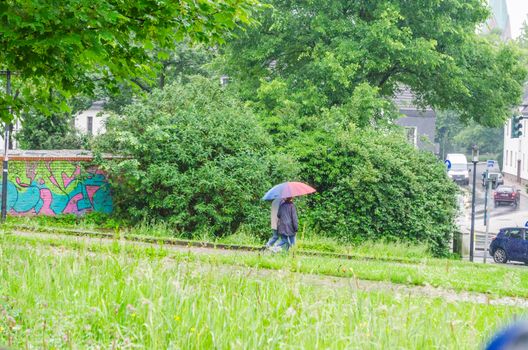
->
<box><xmin>3</xmin><ymin>159</ymin><xmax>112</xmax><ymax>216</ymax></box>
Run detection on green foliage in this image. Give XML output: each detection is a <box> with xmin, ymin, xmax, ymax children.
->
<box><xmin>103</xmin><ymin>42</ymin><xmax>218</xmax><ymax>114</ymax></box>
<box><xmin>224</xmin><ymin>0</ymin><xmax>526</xmax><ymax>127</ymax></box>
<box><xmin>94</xmin><ymin>77</ymin><xmax>296</xmax><ymax>237</ymax></box>
<box><xmin>436</xmin><ymin>111</ymin><xmax>467</xmax><ymax>158</ymax></box>
<box><xmin>15</xmin><ymin>94</ymin><xmax>93</xmax><ymax>150</ymax></box>
<box><xmin>453</xmin><ymin>125</ymin><xmax>504</xmax><ymax>155</ymax></box>
<box><xmin>16</xmin><ymin>112</ymin><xmax>87</xmax><ymax>150</ymax></box>
<box><xmin>6</xmin><ymin>212</ymin><xmax>122</xmax><ymax>230</ymax></box>
<box><xmin>436</xmin><ymin>110</ymin><xmax>504</xmax><ymax>165</ymax></box>
<box><xmin>293</xmin><ymin>125</ymin><xmax>458</xmax><ymax>256</ymax></box>
<box><xmin>0</xmin><ymin>0</ymin><xmax>259</xmax><ymax>122</ymax></box>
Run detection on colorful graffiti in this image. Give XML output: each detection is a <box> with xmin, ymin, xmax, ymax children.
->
<box><xmin>1</xmin><ymin>160</ymin><xmax>112</xmax><ymax>216</ymax></box>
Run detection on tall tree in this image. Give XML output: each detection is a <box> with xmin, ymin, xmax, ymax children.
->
<box><xmin>0</xmin><ymin>0</ymin><xmax>258</xmax><ymax>122</ymax></box>
<box><xmin>223</xmin><ymin>0</ymin><xmax>526</xmax><ymax>127</ymax></box>
<box><xmin>102</xmin><ymin>42</ymin><xmax>217</xmax><ymax>113</ymax></box>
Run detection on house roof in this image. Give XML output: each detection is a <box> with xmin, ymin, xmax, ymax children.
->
<box><xmin>393</xmin><ymin>85</ymin><xmax>435</xmax><ymax>117</ymax></box>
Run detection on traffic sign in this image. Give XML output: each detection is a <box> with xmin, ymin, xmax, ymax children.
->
<box><xmin>444</xmin><ymin>159</ymin><xmax>451</xmax><ymax>170</ymax></box>
<box><xmin>487</xmin><ymin>160</ymin><xmax>495</xmax><ymax>168</ymax></box>
<box><xmin>525</xmin><ymin>220</ymin><xmax>528</xmax><ymax>228</ymax></box>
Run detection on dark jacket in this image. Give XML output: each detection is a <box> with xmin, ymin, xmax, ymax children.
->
<box><xmin>277</xmin><ymin>201</ymin><xmax>298</xmax><ymax>236</ymax></box>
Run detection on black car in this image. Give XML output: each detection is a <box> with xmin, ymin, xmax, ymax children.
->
<box><xmin>489</xmin><ymin>227</ymin><xmax>528</xmax><ymax>264</ymax></box>
<box><xmin>481</xmin><ymin>172</ymin><xmax>504</xmax><ymax>189</ymax></box>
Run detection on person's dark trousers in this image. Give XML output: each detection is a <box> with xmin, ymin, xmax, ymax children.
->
<box><xmin>266</xmin><ymin>229</ymin><xmax>279</xmax><ymax>247</ymax></box>
<box><xmin>277</xmin><ymin>234</ymin><xmax>296</xmax><ymax>251</ymax></box>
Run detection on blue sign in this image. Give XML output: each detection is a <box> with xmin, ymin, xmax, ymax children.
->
<box><xmin>525</xmin><ymin>221</ymin><xmax>528</xmax><ymax>228</ymax></box>
<box><xmin>487</xmin><ymin>160</ymin><xmax>495</xmax><ymax>168</ymax></box>
<box><xmin>445</xmin><ymin>159</ymin><xmax>451</xmax><ymax>170</ymax></box>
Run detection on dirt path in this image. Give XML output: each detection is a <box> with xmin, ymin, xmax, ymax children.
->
<box><xmin>10</xmin><ymin>230</ymin><xmax>528</xmax><ymax>308</ymax></box>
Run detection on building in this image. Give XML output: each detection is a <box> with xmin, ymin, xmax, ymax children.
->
<box><xmin>393</xmin><ymin>87</ymin><xmax>438</xmax><ymax>153</ymax></box>
<box><xmin>0</xmin><ymin>100</ymin><xmax>106</xmax><ymax>152</ymax></box>
<box><xmin>74</xmin><ymin>100</ymin><xmax>107</xmax><ymax>136</ymax></box>
<box><xmin>482</xmin><ymin>0</ymin><xmax>512</xmax><ymax>40</ymax></box>
<box><xmin>496</xmin><ymin>0</ymin><xmax>526</xmax><ymax>184</ymax></box>
<box><xmin>502</xmin><ymin>87</ymin><xmax>528</xmax><ymax>185</ymax></box>
<box><xmin>0</xmin><ymin>119</ymin><xmax>22</xmax><ymax>151</ymax></box>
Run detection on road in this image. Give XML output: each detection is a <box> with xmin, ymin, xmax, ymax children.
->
<box><xmin>459</xmin><ymin>162</ymin><xmax>528</xmax><ymax>261</ymax></box>
<box><xmin>471</xmin><ymin>163</ymin><xmax>528</xmax><ymax>229</ymax></box>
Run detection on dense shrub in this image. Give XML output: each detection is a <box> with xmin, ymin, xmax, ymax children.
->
<box><xmin>294</xmin><ymin>126</ymin><xmax>458</xmax><ymax>256</ymax></box>
<box><xmin>94</xmin><ymin>77</ymin><xmax>296</xmax><ymax>237</ymax></box>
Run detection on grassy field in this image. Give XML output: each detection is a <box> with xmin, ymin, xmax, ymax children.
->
<box><xmin>8</xmin><ymin>232</ymin><xmax>528</xmax><ymax>299</ymax></box>
<box><xmin>0</xmin><ymin>234</ymin><xmax>523</xmax><ymax>349</ymax></box>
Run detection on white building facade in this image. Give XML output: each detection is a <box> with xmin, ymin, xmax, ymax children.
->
<box><xmin>74</xmin><ymin>100</ymin><xmax>107</xmax><ymax>136</ymax></box>
<box><xmin>0</xmin><ymin>100</ymin><xmax>106</xmax><ymax>152</ymax></box>
<box><xmin>503</xmin><ymin>91</ymin><xmax>528</xmax><ymax>185</ymax></box>
<box><xmin>0</xmin><ymin>119</ymin><xmax>22</xmax><ymax>151</ymax></box>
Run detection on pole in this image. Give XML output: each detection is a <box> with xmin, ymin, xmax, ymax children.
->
<box><xmin>469</xmin><ymin>159</ymin><xmax>477</xmax><ymax>262</ymax></box>
<box><xmin>1</xmin><ymin>70</ymin><xmax>10</xmax><ymax>222</ymax></box>
<box><xmin>483</xmin><ymin>176</ymin><xmax>491</xmax><ymax>263</ymax></box>
<box><xmin>483</xmin><ymin>170</ymin><xmax>488</xmax><ymax>226</ymax></box>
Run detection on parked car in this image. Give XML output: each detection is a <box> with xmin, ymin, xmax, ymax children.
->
<box><xmin>481</xmin><ymin>172</ymin><xmax>504</xmax><ymax>189</ymax></box>
<box><xmin>494</xmin><ymin>185</ymin><xmax>520</xmax><ymax>208</ymax></box>
<box><xmin>489</xmin><ymin>227</ymin><xmax>528</xmax><ymax>264</ymax></box>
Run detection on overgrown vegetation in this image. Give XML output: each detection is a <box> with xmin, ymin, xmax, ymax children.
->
<box><xmin>94</xmin><ymin>77</ymin><xmax>296</xmax><ymax>237</ymax></box>
<box><xmin>295</xmin><ymin>126</ymin><xmax>458</xmax><ymax>255</ymax></box>
<box><xmin>93</xmin><ymin>77</ymin><xmax>458</xmax><ymax>255</ymax></box>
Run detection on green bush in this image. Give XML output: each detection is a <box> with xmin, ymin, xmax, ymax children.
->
<box><xmin>294</xmin><ymin>126</ymin><xmax>458</xmax><ymax>256</ymax></box>
<box><xmin>94</xmin><ymin>77</ymin><xmax>296</xmax><ymax>237</ymax></box>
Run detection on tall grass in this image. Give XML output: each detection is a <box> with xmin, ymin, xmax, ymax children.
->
<box><xmin>0</xmin><ymin>237</ymin><xmax>519</xmax><ymax>349</ymax></box>
<box><xmin>7</xmin><ymin>215</ymin><xmax>435</xmax><ymax>260</ymax></box>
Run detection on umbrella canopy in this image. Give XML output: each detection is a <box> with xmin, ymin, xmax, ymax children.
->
<box><xmin>262</xmin><ymin>182</ymin><xmax>316</xmax><ymax>200</ymax></box>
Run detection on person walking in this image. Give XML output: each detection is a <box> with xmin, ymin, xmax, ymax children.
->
<box><xmin>266</xmin><ymin>198</ymin><xmax>282</xmax><ymax>249</ymax></box>
<box><xmin>276</xmin><ymin>197</ymin><xmax>298</xmax><ymax>251</ymax></box>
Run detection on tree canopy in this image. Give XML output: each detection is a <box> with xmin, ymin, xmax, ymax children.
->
<box><xmin>224</xmin><ymin>0</ymin><xmax>526</xmax><ymax>127</ymax></box>
<box><xmin>0</xmin><ymin>0</ymin><xmax>258</xmax><ymax>121</ymax></box>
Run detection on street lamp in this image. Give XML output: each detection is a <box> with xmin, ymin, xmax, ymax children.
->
<box><xmin>469</xmin><ymin>144</ymin><xmax>479</xmax><ymax>262</ymax></box>
<box><xmin>0</xmin><ymin>70</ymin><xmax>12</xmax><ymax>222</ymax></box>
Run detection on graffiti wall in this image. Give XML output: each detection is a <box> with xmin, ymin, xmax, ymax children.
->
<box><xmin>2</xmin><ymin>160</ymin><xmax>112</xmax><ymax>216</ymax></box>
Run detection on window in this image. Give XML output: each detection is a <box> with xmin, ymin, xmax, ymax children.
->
<box><xmin>405</xmin><ymin>127</ymin><xmax>417</xmax><ymax>146</ymax></box>
<box><xmin>87</xmin><ymin>116</ymin><xmax>93</xmax><ymax>135</ymax></box>
<box><xmin>506</xmin><ymin>228</ymin><xmax>524</xmax><ymax>240</ymax></box>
